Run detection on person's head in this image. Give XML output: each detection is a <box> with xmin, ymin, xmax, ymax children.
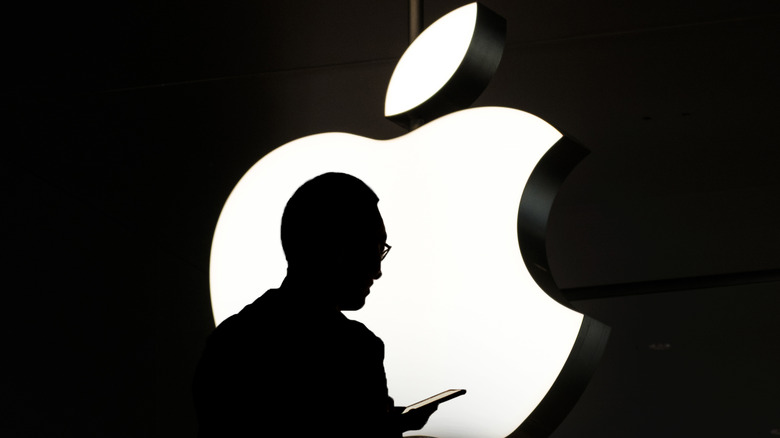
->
<box><xmin>280</xmin><ymin>172</ymin><xmax>388</xmax><ymax>310</ymax></box>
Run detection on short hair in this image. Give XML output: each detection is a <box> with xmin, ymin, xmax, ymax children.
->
<box><xmin>281</xmin><ymin>173</ymin><xmax>380</xmax><ymax>265</ymax></box>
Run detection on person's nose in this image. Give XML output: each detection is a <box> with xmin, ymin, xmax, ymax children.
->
<box><xmin>374</xmin><ymin>267</ymin><xmax>382</xmax><ymax>280</ymax></box>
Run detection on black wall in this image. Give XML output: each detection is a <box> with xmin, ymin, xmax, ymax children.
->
<box><xmin>3</xmin><ymin>1</ymin><xmax>779</xmax><ymax>436</ymax></box>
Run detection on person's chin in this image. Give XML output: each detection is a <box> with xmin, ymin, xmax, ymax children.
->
<box><xmin>340</xmin><ymin>292</ymin><xmax>368</xmax><ymax>311</ymax></box>
<box><xmin>341</xmin><ymin>303</ymin><xmax>364</xmax><ymax>312</ymax></box>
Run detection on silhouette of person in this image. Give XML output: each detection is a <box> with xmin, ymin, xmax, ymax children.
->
<box><xmin>193</xmin><ymin>172</ymin><xmax>435</xmax><ymax>437</ymax></box>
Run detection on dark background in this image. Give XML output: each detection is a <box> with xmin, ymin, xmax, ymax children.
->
<box><xmin>3</xmin><ymin>1</ymin><xmax>779</xmax><ymax>437</ymax></box>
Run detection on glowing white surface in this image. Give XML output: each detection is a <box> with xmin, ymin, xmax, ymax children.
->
<box><xmin>210</xmin><ymin>107</ymin><xmax>584</xmax><ymax>438</ymax></box>
<box><xmin>385</xmin><ymin>3</ymin><xmax>477</xmax><ymax>117</ymax></box>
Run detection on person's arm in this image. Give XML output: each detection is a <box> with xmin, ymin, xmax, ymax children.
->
<box><xmin>391</xmin><ymin>403</ymin><xmax>438</xmax><ymax>433</ymax></box>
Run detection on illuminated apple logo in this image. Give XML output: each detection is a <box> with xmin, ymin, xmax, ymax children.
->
<box><xmin>209</xmin><ymin>3</ymin><xmax>609</xmax><ymax>438</ymax></box>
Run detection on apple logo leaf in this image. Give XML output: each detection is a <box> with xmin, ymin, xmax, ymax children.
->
<box><xmin>209</xmin><ymin>3</ymin><xmax>609</xmax><ymax>437</ymax></box>
<box><xmin>385</xmin><ymin>2</ymin><xmax>506</xmax><ymax>130</ymax></box>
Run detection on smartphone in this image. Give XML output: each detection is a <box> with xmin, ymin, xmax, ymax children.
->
<box><xmin>402</xmin><ymin>389</ymin><xmax>466</xmax><ymax>414</ymax></box>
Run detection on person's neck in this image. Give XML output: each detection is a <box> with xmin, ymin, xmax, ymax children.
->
<box><xmin>280</xmin><ymin>269</ymin><xmax>340</xmax><ymax>311</ymax></box>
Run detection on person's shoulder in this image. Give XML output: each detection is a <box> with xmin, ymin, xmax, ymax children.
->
<box><xmin>211</xmin><ymin>290</ymin><xmax>279</xmax><ymax>335</ymax></box>
<box><xmin>342</xmin><ymin>316</ymin><xmax>384</xmax><ymax>348</ymax></box>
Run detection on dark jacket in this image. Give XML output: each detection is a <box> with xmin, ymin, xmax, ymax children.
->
<box><xmin>193</xmin><ymin>288</ymin><xmax>398</xmax><ymax>437</ymax></box>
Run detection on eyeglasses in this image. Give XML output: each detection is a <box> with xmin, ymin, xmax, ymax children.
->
<box><xmin>381</xmin><ymin>243</ymin><xmax>392</xmax><ymax>261</ymax></box>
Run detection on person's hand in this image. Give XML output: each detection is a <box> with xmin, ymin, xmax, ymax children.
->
<box><xmin>397</xmin><ymin>404</ymin><xmax>438</xmax><ymax>432</ymax></box>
